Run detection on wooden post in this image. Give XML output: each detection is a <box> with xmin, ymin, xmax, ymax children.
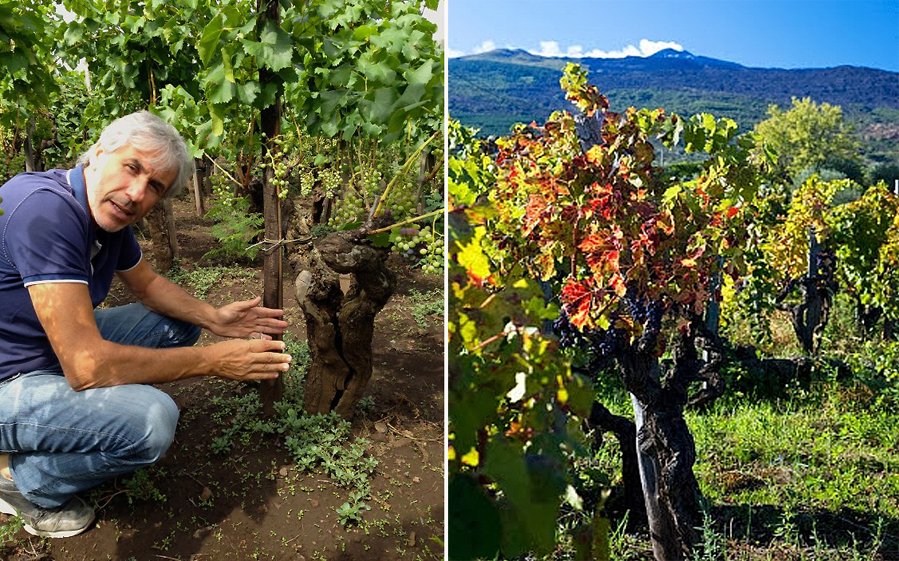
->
<box><xmin>257</xmin><ymin>0</ymin><xmax>284</xmax><ymax>415</ymax></box>
<box><xmin>144</xmin><ymin>198</ymin><xmax>178</xmax><ymax>272</ymax></box>
<box><xmin>23</xmin><ymin>119</ymin><xmax>36</xmax><ymax>173</ymax></box>
<box><xmin>191</xmin><ymin>163</ymin><xmax>205</xmax><ymax>217</ymax></box>
<box><xmin>163</xmin><ymin>198</ymin><xmax>178</xmax><ymax>263</ymax></box>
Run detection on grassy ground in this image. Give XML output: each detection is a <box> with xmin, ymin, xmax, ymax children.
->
<box><xmin>545</xmin><ymin>295</ymin><xmax>899</xmax><ymax>560</ymax></box>
<box><xmin>580</xmin><ymin>386</ymin><xmax>898</xmax><ymax>560</ymax></box>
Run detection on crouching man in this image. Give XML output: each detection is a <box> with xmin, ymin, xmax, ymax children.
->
<box><xmin>0</xmin><ymin>111</ymin><xmax>292</xmax><ymax>537</ymax></box>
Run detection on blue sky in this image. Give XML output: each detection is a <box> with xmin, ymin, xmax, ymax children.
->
<box><xmin>448</xmin><ymin>0</ymin><xmax>899</xmax><ymax>72</ymax></box>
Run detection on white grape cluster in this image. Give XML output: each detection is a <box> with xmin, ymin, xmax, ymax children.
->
<box><xmin>394</xmin><ymin>226</ymin><xmax>444</xmax><ymax>275</ymax></box>
<box><xmin>384</xmin><ymin>180</ymin><xmax>416</xmax><ymax>219</ymax></box>
<box><xmin>329</xmin><ymin>162</ymin><xmax>385</xmax><ymax>226</ymax></box>
<box><xmin>273</xmin><ymin>157</ymin><xmax>290</xmax><ymax>200</ymax></box>
<box><xmin>330</xmin><ymin>185</ymin><xmax>366</xmax><ymax>225</ymax></box>
<box><xmin>360</xmin><ymin>164</ymin><xmax>383</xmax><ymax>196</ymax></box>
<box><xmin>299</xmin><ymin>169</ymin><xmax>315</xmax><ymax>197</ymax></box>
<box><xmin>320</xmin><ymin>167</ymin><xmax>342</xmax><ymax>199</ymax></box>
<box><xmin>209</xmin><ymin>171</ymin><xmax>236</xmax><ymax>207</ymax></box>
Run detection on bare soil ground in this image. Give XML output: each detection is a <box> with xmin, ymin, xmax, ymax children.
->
<box><xmin>1</xmin><ymin>198</ymin><xmax>445</xmax><ymax>561</ymax></box>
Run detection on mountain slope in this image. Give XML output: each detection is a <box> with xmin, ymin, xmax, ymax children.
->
<box><xmin>449</xmin><ymin>49</ymin><xmax>899</xmax><ymax>159</ymax></box>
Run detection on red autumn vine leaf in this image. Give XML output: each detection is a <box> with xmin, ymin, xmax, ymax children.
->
<box><xmin>578</xmin><ymin>234</ymin><xmax>607</xmax><ymax>254</ymax></box>
<box><xmin>560</xmin><ymin>278</ymin><xmax>595</xmax><ymax>329</ymax></box>
<box><xmin>485</xmin><ymin>63</ymin><xmax>763</xmax><ymax>347</ymax></box>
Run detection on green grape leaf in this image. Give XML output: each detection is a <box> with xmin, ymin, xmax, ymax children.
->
<box><xmin>404</xmin><ymin>60</ymin><xmax>433</xmax><ymax>86</ymax></box>
<box><xmin>449</xmin><ymin>370</ymin><xmax>506</xmax><ymax>454</ymax></box>
<box><xmin>454</xmin><ymin>227</ymin><xmax>493</xmax><ymax>282</ymax></box>
<box><xmin>370</xmin><ymin>87</ymin><xmax>398</xmax><ymax>122</ymax></box>
<box><xmin>338</xmin><ymin>221</ymin><xmax>362</xmax><ymax>231</ymax></box>
<box><xmin>236</xmin><ymin>81</ymin><xmax>260</xmax><ymax>105</ymax></box>
<box><xmin>198</xmin><ymin>14</ymin><xmax>224</xmax><ymax>67</ymax></box>
<box><xmin>483</xmin><ymin>437</ymin><xmax>529</xmax><ymax>505</ymax></box>
<box><xmin>359</xmin><ymin>57</ymin><xmax>396</xmax><ymax>84</ymax></box>
<box><xmin>257</xmin><ymin>20</ymin><xmax>293</xmax><ymax>71</ymax></box>
<box><xmin>202</xmin><ymin>63</ymin><xmax>235</xmax><ymax>105</ymax></box>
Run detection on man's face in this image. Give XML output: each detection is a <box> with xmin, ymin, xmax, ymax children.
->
<box><xmin>83</xmin><ymin>144</ymin><xmax>177</xmax><ymax>233</ymax></box>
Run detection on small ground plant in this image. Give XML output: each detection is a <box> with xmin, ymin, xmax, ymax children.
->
<box><xmin>0</xmin><ymin>514</ymin><xmax>24</xmax><ymax>552</ymax></box>
<box><xmin>206</xmin><ymin>335</ymin><xmax>378</xmax><ymax>526</ymax></box>
<box><xmin>408</xmin><ymin>289</ymin><xmax>443</xmax><ymax>329</ymax></box>
<box><xmin>166</xmin><ymin>264</ymin><xmax>257</xmax><ymax>299</ymax></box>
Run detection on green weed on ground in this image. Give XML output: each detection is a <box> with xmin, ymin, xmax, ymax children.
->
<box><xmin>689</xmin><ymin>387</ymin><xmax>899</xmax><ymax>518</ymax></box>
<box><xmin>204</xmin><ymin>336</ymin><xmax>377</xmax><ymax>527</ymax></box>
<box><xmin>408</xmin><ymin>289</ymin><xmax>443</xmax><ymax>329</ymax></box>
<box><xmin>0</xmin><ymin>514</ymin><xmax>24</xmax><ymax>552</ymax></box>
<box><xmin>166</xmin><ymin>263</ymin><xmax>256</xmax><ymax>299</ymax></box>
<box><xmin>690</xmin><ymin>505</ymin><xmax>891</xmax><ymax>561</ymax></box>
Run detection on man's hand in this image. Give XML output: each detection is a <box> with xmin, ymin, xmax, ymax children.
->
<box><xmin>28</xmin><ymin>283</ymin><xmax>291</xmax><ymax>389</ymax></box>
<box><xmin>208</xmin><ymin>339</ymin><xmax>292</xmax><ymax>380</ymax></box>
<box><xmin>208</xmin><ymin>296</ymin><xmax>288</xmax><ymax>339</ymax></box>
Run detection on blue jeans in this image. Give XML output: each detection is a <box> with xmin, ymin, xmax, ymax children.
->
<box><xmin>0</xmin><ymin>303</ymin><xmax>201</xmax><ymax>508</ymax></box>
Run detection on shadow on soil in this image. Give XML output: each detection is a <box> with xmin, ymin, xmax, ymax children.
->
<box><xmin>710</xmin><ymin>503</ymin><xmax>899</xmax><ymax>558</ymax></box>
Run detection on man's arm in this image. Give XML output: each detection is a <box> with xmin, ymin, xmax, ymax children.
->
<box><xmin>117</xmin><ymin>260</ymin><xmax>288</xmax><ymax>339</ymax></box>
<box><xmin>27</xmin><ymin>282</ymin><xmax>291</xmax><ymax>390</ymax></box>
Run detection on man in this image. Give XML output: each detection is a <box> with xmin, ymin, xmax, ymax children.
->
<box><xmin>0</xmin><ymin>111</ymin><xmax>292</xmax><ymax>538</ymax></box>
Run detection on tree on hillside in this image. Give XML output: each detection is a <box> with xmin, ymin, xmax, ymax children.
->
<box><xmin>870</xmin><ymin>162</ymin><xmax>899</xmax><ymax>187</ymax></box>
<box><xmin>754</xmin><ymin>97</ymin><xmax>861</xmax><ymax>183</ymax></box>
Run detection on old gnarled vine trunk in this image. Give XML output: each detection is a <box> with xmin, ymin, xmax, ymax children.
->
<box><xmin>293</xmin><ymin>231</ymin><xmax>395</xmax><ymax>417</ymax></box>
<box><xmin>619</xmin><ymin>329</ymin><xmax>705</xmax><ymax>561</ymax></box>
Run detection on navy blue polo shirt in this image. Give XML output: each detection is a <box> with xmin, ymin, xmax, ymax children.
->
<box><xmin>0</xmin><ymin>166</ymin><xmax>142</xmax><ymax>381</ymax></box>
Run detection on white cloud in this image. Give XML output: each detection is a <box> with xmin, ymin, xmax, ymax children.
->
<box><xmin>529</xmin><ymin>38</ymin><xmax>684</xmax><ymax>59</ymax></box>
<box><xmin>472</xmin><ymin>40</ymin><xmax>497</xmax><ymax>54</ymax></box>
<box><xmin>450</xmin><ymin>38</ymin><xmax>684</xmax><ymax>60</ymax></box>
<box><xmin>535</xmin><ymin>41</ymin><xmax>563</xmax><ymax>57</ymax></box>
<box><xmin>637</xmin><ymin>39</ymin><xmax>684</xmax><ymax>56</ymax></box>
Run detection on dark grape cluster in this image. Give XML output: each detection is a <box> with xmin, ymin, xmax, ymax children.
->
<box><xmin>553</xmin><ymin>289</ymin><xmax>668</xmax><ymax>362</ymax></box>
<box><xmin>623</xmin><ymin>289</ymin><xmax>649</xmax><ymax>323</ymax></box>
<box><xmin>553</xmin><ymin>309</ymin><xmax>627</xmax><ymax>358</ymax></box>
<box><xmin>593</xmin><ymin>326</ymin><xmax>628</xmax><ymax>357</ymax></box>
<box><xmin>552</xmin><ymin>312</ymin><xmax>585</xmax><ymax>349</ymax></box>
<box><xmin>622</xmin><ymin>288</ymin><xmax>665</xmax><ymax>342</ymax></box>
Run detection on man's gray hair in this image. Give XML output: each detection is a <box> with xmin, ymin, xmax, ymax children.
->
<box><xmin>77</xmin><ymin>111</ymin><xmax>194</xmax><ymax>198</ymax></box>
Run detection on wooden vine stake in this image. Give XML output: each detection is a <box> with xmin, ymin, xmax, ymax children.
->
<box><xmin>258</xmin><ymin>0</ymin><xmax>284</xmax><ymax>416</ymax></box>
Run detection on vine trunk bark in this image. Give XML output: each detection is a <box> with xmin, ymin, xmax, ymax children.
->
<box><xmin>23</xmin><ymin>120</ymin><xmax>39</xmax><ymax>173</ymax></box>
<box><xmin>620</xmin><ymin>343</ymin><xmax>701</xmax><ymax>561</ymax></box>
<box><xmin>787</xmin><ymin>229</ymin><xmax>832</xmax><ymax>355</ymax></box>
<box><xmin>293</xmin><ymin>230</ymin><xmax>395</xmax><ymax>418</ymax></box>
<box><xmin>588</xmin><ymin>402</ymin><xmax>645</xmax><ymax>521</ymax></box>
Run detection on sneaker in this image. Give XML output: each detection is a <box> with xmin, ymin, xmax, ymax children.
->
<box><xmin>0</xmin><ymin>476</ymin><xmax>95</xmax><ymax>538</ymax></box>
